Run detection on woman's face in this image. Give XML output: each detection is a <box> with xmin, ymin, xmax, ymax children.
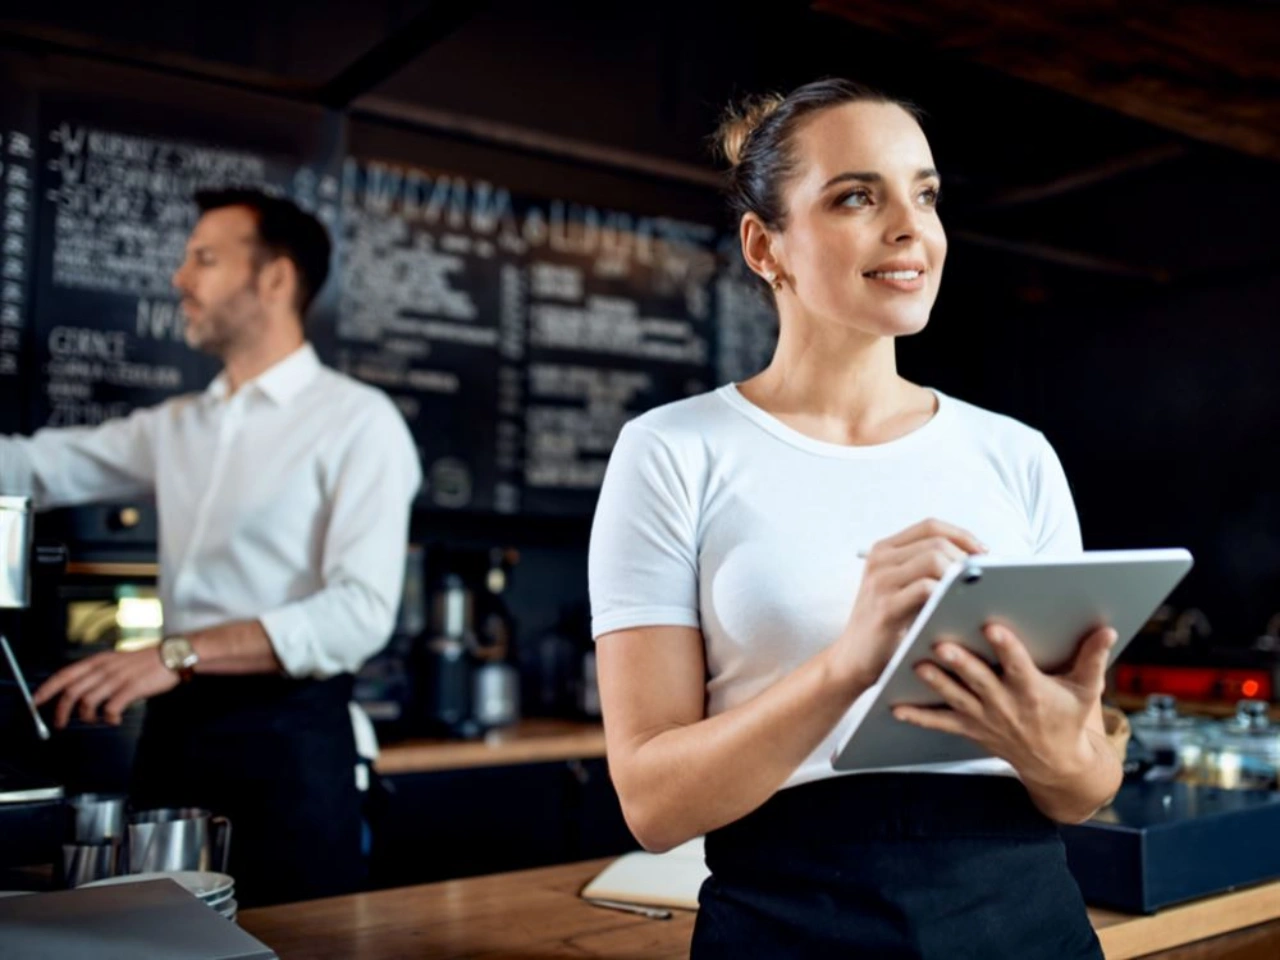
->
<box><xmin>770</xmin><ymin>101</ymin><xmax>946</xmax><ymax>338</ymax></box>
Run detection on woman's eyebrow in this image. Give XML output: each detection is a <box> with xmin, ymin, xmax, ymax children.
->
<box><xmin>821</xmin><ymin>168</ymin><xmax>940</xmax><ymax>190</ymax></box>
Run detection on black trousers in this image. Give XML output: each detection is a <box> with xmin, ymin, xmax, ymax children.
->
<box><xmin>130</xmin><ymin>674</ymin><xmax>364</xmax><ymax>908</ymax></box>
<box><xmin>692</xmin><ymin>773</ymin><xmax>1103</xmax><ymax>959</ymax></box>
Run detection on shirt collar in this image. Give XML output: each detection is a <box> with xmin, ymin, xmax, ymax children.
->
<box><xmin>203</xmin><ymin>343</ymin><xmax>321</xmax><ymax>408</ymax></box>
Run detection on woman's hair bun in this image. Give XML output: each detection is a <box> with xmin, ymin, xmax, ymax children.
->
<box><xmin>715</xmin><ymin>93</ymin><xmax>785</xmax><ymax>169</ymax></box>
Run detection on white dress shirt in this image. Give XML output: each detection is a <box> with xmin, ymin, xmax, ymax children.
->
<box><xmin>0</xmin><ymin>343</ymin><xmax>422</xmax><ymax>680</ymax></box>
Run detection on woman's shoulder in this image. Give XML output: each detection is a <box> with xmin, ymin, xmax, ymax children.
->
<box><xmin>938</xmin><ymin>391</ymin><xmax>1054</xmax><ymax>458</ymax></box>
<box><xmin>622</xmin><ymin>386</ymin><xmax>738</xmax><ymax>444</ymax></box>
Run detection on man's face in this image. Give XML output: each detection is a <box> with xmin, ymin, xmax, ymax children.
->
<box><xmin>171</xmin><ymin>206</ymin><xmax>267</xmax><ymax>356</ymax></box>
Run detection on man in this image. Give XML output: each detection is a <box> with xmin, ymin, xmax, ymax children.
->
<box><xmin>2</xmin><ymin>188</ymin><xmax>421</xmax><ymax>905</ymax></box>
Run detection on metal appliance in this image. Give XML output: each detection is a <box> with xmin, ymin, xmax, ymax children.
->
<box><xmin>0</xmin><ymin>496</ymin><xmax>65</xmax><ymax>873</ymax></box>
<box><xmin>417</xmin><ymin>549</ymin><xmax>522</xmax><ymax>738</ymax></box>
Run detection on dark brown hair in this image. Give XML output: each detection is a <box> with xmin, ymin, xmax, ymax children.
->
<box><xmin>195</xmin><ymin>187</ymin><xmax>332</xmax><ymax>318</ymax></box>
<box><xmin>715</xmin><ymin>78</ymin><xmax>925</xmax><ymax>235</ymax></box>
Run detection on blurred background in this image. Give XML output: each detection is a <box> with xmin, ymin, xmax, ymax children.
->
<box><xmin>0</xmin><ymin>0</ymin><xmax>1277</xmax><ymax>892</ymax></box>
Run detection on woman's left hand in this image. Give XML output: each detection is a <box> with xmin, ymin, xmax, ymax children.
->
<box><xmin>892</xmin><ymin>623</ymin><xmax>1117</xmax><ymax>786</ymax></box>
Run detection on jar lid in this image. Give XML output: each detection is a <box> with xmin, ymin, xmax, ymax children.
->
<box><xmin>1218</xmin><ymin>699</ymin><xmax>1279</xmax><ymax>736</ymax></box>
<box><xmin>1211</xmin><ymin>700</ymin><xmax>1280</xmax><ymax>759</ymax></box>
<box><xmin>1129</xmin><ymin>693</ymin><xmax>1202</xmax><ymax>731</ymax></box>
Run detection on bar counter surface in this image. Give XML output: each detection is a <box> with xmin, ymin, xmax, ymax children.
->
<box><xmin>239</xmin><ymin>858</ymin><xmax>1280</xmax><ymax>960</ymax></box>
<box><xmin>374</xmin><ymin>719</ymin><xmax>607</xmax><ymax>775</ymax></box>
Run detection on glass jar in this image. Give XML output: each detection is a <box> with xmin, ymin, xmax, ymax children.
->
<box><xmin>1127</xmin><ymin>693</ymin><xmax>1212</xmax><ymax>782</ymax></box>
<box><xmin>1199</xmin><ymin>700</ymin><xmax>1280</xmax><ymax>790</ymax></box>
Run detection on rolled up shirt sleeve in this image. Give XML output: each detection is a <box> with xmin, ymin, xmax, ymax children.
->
<box><xmin>0</xmin><ymin>407</ymin><xmax>158</xmax><ymax>507</ymax></box>
<box><xmin>259</xmin><ymin>399</ymin><xmax>422</xmax><ymax>679</ymax></box>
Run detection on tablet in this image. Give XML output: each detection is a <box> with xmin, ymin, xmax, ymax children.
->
<box><xmin>831</xmin><ymin>548</ymin><xmax>1194</xmax><ymax>772</ymax></box>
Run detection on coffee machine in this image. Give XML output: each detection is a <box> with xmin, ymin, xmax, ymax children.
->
<box><xmin>0</xmin><ymin>496</ymin><xmax>65</xmax><ymax>874</ymax></box>
<box><xmin>416</xmin><ymin>549</ymin><xmax>521</xmax><ymax>738</ymax></box>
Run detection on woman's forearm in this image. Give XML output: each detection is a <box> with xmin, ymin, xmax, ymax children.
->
<box><xmin>612</xmin><ymin>648</ymin><xmax>869</xmax><ymax>852</ymax></box>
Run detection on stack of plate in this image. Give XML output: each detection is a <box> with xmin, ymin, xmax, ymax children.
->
<box><xmin>81</xmin><ymin>870</ymin><xmax>237</xmax><ymax>921</ymax></box>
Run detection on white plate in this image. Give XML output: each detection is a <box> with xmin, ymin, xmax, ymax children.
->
<box><xmin>80</xmin><ymin>870</ymin><xmax>235</xmax><ymax>900</ymax></box>
<box><xmin>204</xmin><ymin>888</ymin><xmax>235</xmax><ymax>909</ymax></box>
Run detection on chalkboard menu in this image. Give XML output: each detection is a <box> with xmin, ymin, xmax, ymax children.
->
<box><xmin>0</xmin><ymin>57</ymin><xmax>778</xmax><ymax>518</ymax></box>
<box><xmin>0</xmin><ymin>76</ymin><xmax>36</xmax><ymax>435</ymax></box>
<box><xmin>339</xmin><ymin>155</ymin><xmax>727</xmax><ymax>515</ymax></box>
<box><xmin>714</xmin><ymin>234</ymin><xmax>778</xmax><ymax>389</ymax></box>
<box><xmin>31</xmin><ymin>93</ymin><xmax>342</xmax><ymax>428</ymax></box>
<box><xmin>520</xmin><ymin>213</ymin><xmax>719</xmax><ymax>516</ymax></box>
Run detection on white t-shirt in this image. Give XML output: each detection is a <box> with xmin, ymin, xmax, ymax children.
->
<box><xmin>588</xmin><ymin>383</ymin><xmax>1083</xmax><ymax>790</ymax></box>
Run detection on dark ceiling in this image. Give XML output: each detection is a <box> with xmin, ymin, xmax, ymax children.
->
<box><xmin>2</xmin><ymin>0</ymin><xmax>1277</xmax><ymax>288</ymax></box>
<box><xmin>816</xmin><ymin>0</ymin><xmax>1280</xmax><ymax>162</ymax></box>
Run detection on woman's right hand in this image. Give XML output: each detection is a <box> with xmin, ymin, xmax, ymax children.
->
<box><xmin>829</xmin><ymin>518</ymin><xmax>987</xmax><ymax>691</ymax></box>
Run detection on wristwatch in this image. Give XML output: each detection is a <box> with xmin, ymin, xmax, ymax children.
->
<box><xmin>159</xmin><ymin>635</ymin><xmax>199</xmax><ymax>683</ymax></box>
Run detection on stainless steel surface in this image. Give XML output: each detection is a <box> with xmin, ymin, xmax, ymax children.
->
<box><xmin>127</xmin><ymin>808</ymin><xmax>231</xmax><ymax>874</ymax></box>
<box><xmin>0</xmin><ymin>783</ymin><xmax>63</xmax><ymax>802</ymax></box>
<box><xmin>69</xmin><ymin>793</ymin><xmax>128</xmax><ymax>842</ymax></box>
<box><xmin>1</xmin><ymin>632</ymin><xmax>50</xmax><ymax>741</ymax></box>
<box><xmin>472</xmin><ymin>661</ymin><xmax>520</xmax><ymax>728</ymax></box>
<box><xmin>0</xmin><ymin>495</ymin><xmax>33</xmax><ymax>609</ymax></box>
<box><xmin>60</xmin><ymin>839</ymin><xmax>121</xmax><ymax>888</ymax></box>
<box><xmin>0</xmin><ymin>878</ymin><xmax>278</xmax><ymax>959</ymax></box>
<box><xmin>431</xmin><ymin>575</ymin><xmax>475</xmax><ymax>639</ymax></box>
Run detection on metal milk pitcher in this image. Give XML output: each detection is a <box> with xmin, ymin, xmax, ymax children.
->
<box><xmin>127</xmin><ymin>807</ymin><xmax>231</xmax><ymax>874</ymax></box>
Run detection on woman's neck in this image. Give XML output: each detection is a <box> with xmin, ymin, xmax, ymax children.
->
<box><xmin>737</xmin><ymin>317</ymin><xmax>931</xmax><ymax>446</ymax></box>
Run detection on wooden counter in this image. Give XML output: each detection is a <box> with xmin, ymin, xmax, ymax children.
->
<box><xmin>240</xmin><ymin>858</ymin><xmax>1280</xmax><ymax>960</ymax></box>
<box><xmin>374</xmin><ymin>719</ymin><xmax>606</xmax><ymax>775</ymax></box>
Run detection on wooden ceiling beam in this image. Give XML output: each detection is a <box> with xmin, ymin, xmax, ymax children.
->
<box><xmin>953</xmin><ymin>229</ymin><xmax>1172</xmax><ymax>282</ymax></box>
<box><xmin>813</xmin><ymin>1</ymin><xmax>1280</xmax><ymax>162</ymax></box>
<box><xmin>980</xmin><ymin>143</ymin><xmax>1189</xmax><ymax>208</ymax></box>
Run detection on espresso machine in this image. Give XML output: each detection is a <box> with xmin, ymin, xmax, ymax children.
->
<box><xmin>416</xmin><ymin>549</ymin><xmax>521</xmax><ymax>738</ymax></box>
<box><xmin>0</xmin><ymin>496</ymin><xmax>65</xmax><ymax>875</ymax></box>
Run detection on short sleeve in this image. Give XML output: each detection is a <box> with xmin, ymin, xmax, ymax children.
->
<box><xmin>1029</xmin><ymin>433</ymin><xmax>1084</xmax><ymax>555</ymax></box>
<box><xmin>588</xmin><ymin>421</ymin><xmax>701</xmax><ymax>639</ymax></box>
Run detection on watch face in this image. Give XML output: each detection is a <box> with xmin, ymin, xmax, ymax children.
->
<box><xmin>162</xmin><ymin>637</ymin><xmax>195</xmax><ymax>671</ymax></box>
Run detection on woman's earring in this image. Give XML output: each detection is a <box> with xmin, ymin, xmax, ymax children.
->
<box><xmin>765</xmin><ymin>271</ymin><xmax>783</xmax><ymax>292</ymax></box>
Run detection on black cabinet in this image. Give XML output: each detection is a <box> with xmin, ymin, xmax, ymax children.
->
<box><xmin>368</xmin><ymin>757</ymin><xmax>638</xmax><ymax>889</ymax></box>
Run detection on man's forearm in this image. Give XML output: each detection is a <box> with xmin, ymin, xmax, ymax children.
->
<box><xmin>189</xmin><ymin>620</ymin><xmax>284</xmax><ymax>676</ymax></box>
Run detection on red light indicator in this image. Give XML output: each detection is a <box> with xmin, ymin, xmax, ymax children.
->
<box><xmin>1243</xmin><ymin>680</ymin><xmax>1260</xmax><ymax>698</ymax></box>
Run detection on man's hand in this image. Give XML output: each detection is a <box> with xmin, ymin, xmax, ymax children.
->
<box><xmin>33</xmin><ymin>648</ymin><xmax>180</xmax><ymax>727</ymax></box>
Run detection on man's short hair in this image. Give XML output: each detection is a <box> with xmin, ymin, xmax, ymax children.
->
<box><xmin>194</xmin><ymin>187</ymin><xmax>332</xmax><ymax>317</ymax></box>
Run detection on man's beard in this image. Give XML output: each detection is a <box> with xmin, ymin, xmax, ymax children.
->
<box><xmin>183</xmin><ymin>284</ymin><xmax>263</xmax><ymax>356</ymax></box>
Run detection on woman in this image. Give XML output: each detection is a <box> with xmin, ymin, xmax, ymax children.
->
<box><xmin>588</xmin><ymin>79</ymin><xmax>1122</xmax><ymax>958</ymax></box>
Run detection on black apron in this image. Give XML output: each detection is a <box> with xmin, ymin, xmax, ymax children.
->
<box><xmin>130</xmin><ymin>673</ymin><xmax>364</xmax><ymax>908</ymax></box>
<box><xmin>692</xmin><ymin>773</ymin><xmax>1103</xmax><ymax>959</ymax></box>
